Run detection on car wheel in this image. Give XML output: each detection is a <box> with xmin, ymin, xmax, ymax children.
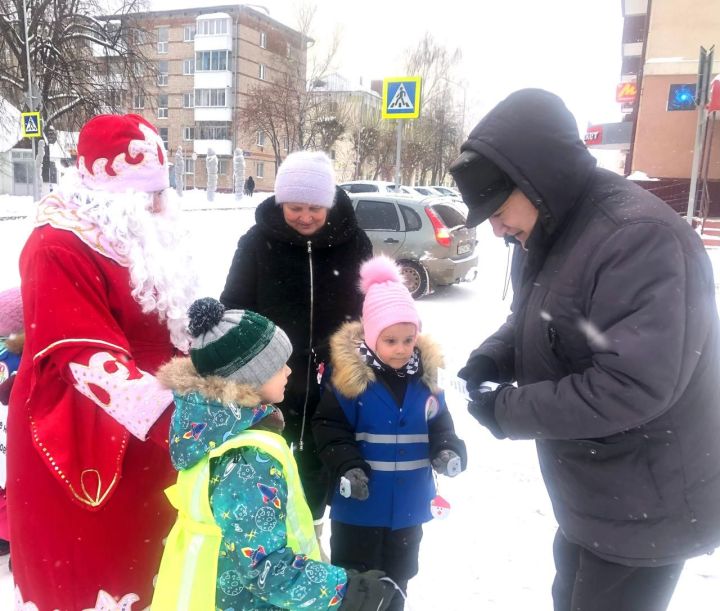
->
<box><xmin>398</xmin><ymin>260</ymin><xmax>428</xmax><ymax>299</ymax></box>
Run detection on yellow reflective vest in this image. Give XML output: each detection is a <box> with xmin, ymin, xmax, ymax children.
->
<box><xmin>152</xmin><ymin>429</ymin><xmax>320</xmax><ymax>611</ymax></box>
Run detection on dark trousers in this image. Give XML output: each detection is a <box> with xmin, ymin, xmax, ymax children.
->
<box><xmin>331</xmin><ymin>521</ymin><xmax>423</xmax><ymax>611</ymax></box>
<box><xmin>552</xmin><ymin>530</ymin><xmax>684</xmax><ymax>611</ymax></box>
<box><xmin>280</xmin><ymin>385</ymin><xmax>329</xmax><ymax>520</ymax></box>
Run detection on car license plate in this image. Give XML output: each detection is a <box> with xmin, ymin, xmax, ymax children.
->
<box><xmin>457</xmin><ymin>243</ymin><xmax>472</xmax><ymax>255</ymax></box>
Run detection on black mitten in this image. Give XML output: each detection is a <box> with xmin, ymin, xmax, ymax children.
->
<box><xmin>458</xmin><ymin>354</ymin><xmax>499</xmax><ymax>390</ymax></box>
<box><xmin>340</xmin><ymin>569</ymin><xmax>396</xmax><ymax>611</ymax></box>
<box><xmin>468</xmin><ymin>386</ymin><xmax>507</xmax><ymax>439</ymax></box>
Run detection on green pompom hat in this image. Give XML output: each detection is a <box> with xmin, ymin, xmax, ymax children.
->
<box><xmin>188</xmin><ymin>298</ymin><xmax>292</xmax><ymax>387</ymax></box>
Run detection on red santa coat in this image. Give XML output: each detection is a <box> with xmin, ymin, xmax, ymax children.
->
<box><xmin>8</xmin><ymin>200</ymin><xmax>179</xmax><ymax>610</ymax></box>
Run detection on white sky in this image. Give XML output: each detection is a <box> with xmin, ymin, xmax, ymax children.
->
<box><xmin>149</xmin><ymin>0</ymin><xmax>625</xmax><ymax>133</ymax></box>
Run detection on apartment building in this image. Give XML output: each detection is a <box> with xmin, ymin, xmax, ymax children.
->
<box><xmin>132</xmin><ymin>4</ymin><xmax>307</xmax><ymax>192</ymax></box>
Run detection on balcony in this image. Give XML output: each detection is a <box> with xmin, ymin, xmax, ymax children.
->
<box><xmin>193</xmin><ymin>139</ymin><xmax>232</xmax><ymax>156</ymax></box>
<box><xmin>195</xmin><ymin>13</ymin><xmax>232</xmax><ymax>51</ymax></box>
<box><xmin>194</xmin><ymin>71</ymin><xmax>232</xmax><ymax>89</ymax></box>
<box><xmin>194</xmin><ymin>107</ymin><xmax>232</xmax><ymax>122</ymax></box>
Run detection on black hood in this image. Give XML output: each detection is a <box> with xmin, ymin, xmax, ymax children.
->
<box><xmin>459</xmin><ymin>88</ymin><xmax>597</xmax><ymax>235</ymax></box>
<box><xmin>255</xmin><ymin>186</ymin><xmax>361</xmax><ymax>249</ymax></box>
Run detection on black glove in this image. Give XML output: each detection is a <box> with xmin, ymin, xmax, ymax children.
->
<box><xmin>340</xmin><ymin>569</ymin><xmax>396</xmax><ymax>611</ymax></box>
<box><xmin>339</xmin><ymin>468</ymin><xmax>369</xmax><ymax>500</ymax></box>
<box><xmin>468</xmin><ymin>386</ymin><xmax>507</xmax><ymax>439</ymax></box>
<box><xmin>431</xmin><ymin>449</ymin><xmax>463</xmax><ymax>477</ymax></box>
<box><xmin>458</xmin><ymin>354</ymin><xmax>499</xmax><ymax>390</ymax></box>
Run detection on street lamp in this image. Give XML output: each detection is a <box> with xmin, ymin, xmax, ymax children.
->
<box><xmin>22</xmin><ymin>0</ymin><xmax>39</xmax><ymax>201</ymax></box>
<box><xmin>441</xmin><ymin>76</ymin><xmax>467</xmax><ymax>139</ymax></box>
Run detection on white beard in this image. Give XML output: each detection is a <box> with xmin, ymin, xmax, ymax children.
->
<box><xmin>56</xmin><ymin>173</ymin><xmax>198</xmax><ymax>352</ymax></box>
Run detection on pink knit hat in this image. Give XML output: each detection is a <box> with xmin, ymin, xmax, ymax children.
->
<box><xmin>360</xmin><ymin>256</ymin><xmax>420</xmax><ymax>351</ymax></box>
<box><xmin>76</xmin><ymin>114</ymin><xmax>169</xmax><ymax>193</ymax></box>
<box><xmin>275</xmin><ymin>151</ymin><xmax>336</xmax><ymax>208</ymax></box>
<box><xmin>0</xmin><ymin>287</ymin><xmax>23</xmax><ymax>336</ymax></box>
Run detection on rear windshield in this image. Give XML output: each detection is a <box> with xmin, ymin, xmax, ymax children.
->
<box><xmin>431</xmin><ymin>204</ymin><xmax>466</xmax><ymax>228</ymax></box>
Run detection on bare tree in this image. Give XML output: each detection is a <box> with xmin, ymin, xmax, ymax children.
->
<box><xmin>238</xmin><ymin>1</ymin><xmax>343</xmax><ymax>171</ymax></box>
<box><xmin>0</xmin><ymin>0</ymin><xmax>153</xmax><ymax>139</ymax></box>
<box><xmin>403</xmin><ymin>32</ymin><xmax>465</xmax><ymax>184</ymax></box>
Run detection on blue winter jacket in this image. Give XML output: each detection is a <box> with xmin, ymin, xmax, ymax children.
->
<box><xmin>313</xmin><ymin>322</ymin><xmax>467</xmax><ymax>530</ymax></box>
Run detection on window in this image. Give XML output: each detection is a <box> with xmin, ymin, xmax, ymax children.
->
<box><xmin>133</xmin><ymin>94</ymin><xmax>145</xmax><ymax>109</ymax></box>
<box><xmin>283</xmin><ymin>135</ymin><xmax>289</xmax><ymax>151</ymax></box>
<box><xmin>400</xmin><ymin>205</ymin><xmax>423</xmax><ymax>231</ymax></box>
<box><xmin>107</xmin><ymin>89</ymin><xmax>123</xmax><ymax>108</ymax></box>
<box><xmin>157</xmin><ymin>27</ymin><xmax>168</xmax><ymax>53</ymax></box>
<box><xmin>157</xmin><ymin>60</ymin><xmax>168</xmax><ymax>86</ymax></box>
<box><xmin>197</xmin><ymin>18</ymin><xmax>229</xmax><ymax>36</ymax></box>
<box><xmin>260</xmin><ymin>31</ymin><xmax>267</xmax><ymax>48</ymax></box>
<box><xmin>197</xmin><ymin>123</ymin><xmax>230</xmax><ymax>140</ymax></box>
<box><xmin>355</xmin><ymin>200</ymin><xmax>400</xmax><ymax>231</ymax></box>
<box><xmin>157</xmin><ymin>94</ymin><xmax>168</xmax><ymax>119</ymax></box>
<box><xmin>183</xmin><ymin>92</ymin><xmax>194</xmax><ymax>108</ymax></box>
<box><xmin>184</xmin><ymin>157</ymin><xmax>195</xmax><ymax>174</ymax></box>
<box><xmin>218</xmin><ymin>159</ymin><xmax>228</xmax><ymax>175</ymax></box>
<box><xmin>256</xmin><ymin>131</ymin><xmax>266</xmax><ymax>146</ymax></box>
<box><xmin>431</xmin><ymin>204</ymin><xmax>466</xmax><ymax>228</ymax></box>
<box><xmin>195</xmin><ymin>50</ymin><xmax>229</xmax><ymax>71</ymax></box>
<box><xmin>158</xmin><ymin>127</ymin><xmax>169</xmax><ymax>149</ymax></box>
<box><xmin>256</xmin><ymin>161</ymin><xmax>264</xmax><ymax>178</ymax></box>
<box><xmin>194</xmin><ymin>89</ymin><xmax>226</xmax><ymax>107</ymax></box>
<box><xmin>258</xmin><ymin>64</ymin><xmax>266</xmax><ymax>80</ymax></box>
<box><xmin>184</xmin><ymin>24</ymin><xmax>196</xmax><ymax>42</ymax></box>
<box><xmin>183</xmin><ymin>126</ymin><xmax>194</xmax><ymax>141</ymax></box>
<box><xmin>183</xmin><ymin>58</ymin><xmax>195</xmax><ymax>75</ymax></box>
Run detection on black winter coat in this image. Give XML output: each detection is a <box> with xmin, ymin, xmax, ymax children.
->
<box><xmin>461</xmin><ymin>89</ymin><xmax>720</xmax><ymax>566</ymax></box>
<box><xmin>220</xmin><ymin>187</ymin><xmax>373</xmax><ymax>445</ymax></box>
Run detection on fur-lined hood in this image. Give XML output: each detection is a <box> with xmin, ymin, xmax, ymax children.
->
<box><xmin>330</xmin><ymin>321</ymin><xmax>444</xmax><ymax>399</ymax></box>
<box><xmin>158</xmin><ymin>357</ymin><xmax>283</xmax><ymax>471</ymax></box>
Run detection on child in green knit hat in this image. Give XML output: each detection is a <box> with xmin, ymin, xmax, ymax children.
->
<box><xmin>153</xmin><ymin>297</ymin><xmax>395</xmax><ymax>611</ymax></box>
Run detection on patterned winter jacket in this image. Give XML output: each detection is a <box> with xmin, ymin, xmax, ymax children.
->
<box><xmin>157</xmin><ymin>358</ymin><xmax>348</xmax><ymax>611</ymax></box>
<box><xmin>313</xmin><ymin>322</ymin><xmax>467</xmax><ymax>530</ymax></box>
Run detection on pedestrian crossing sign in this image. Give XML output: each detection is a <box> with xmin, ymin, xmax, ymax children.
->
<box><xmin>382</xmin><ymin>77</ymin><xmax>422</xmax><ymax>119</ymax></box>
<box><xmin>21</xmin><ymin>112</ymin><xmax>42</xmax><ymax>138</ymax></box>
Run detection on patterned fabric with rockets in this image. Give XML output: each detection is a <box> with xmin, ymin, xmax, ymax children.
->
<box><xmin>164</xmin><ymin>357</ymin><xmax>347</xmax><ymax>610</ymax></box>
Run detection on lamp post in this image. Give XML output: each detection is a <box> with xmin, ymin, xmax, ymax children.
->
<box><xmin>22</xmin><ymin>0</ymin><xmax>39</xmax><ymax>201</ymax></box>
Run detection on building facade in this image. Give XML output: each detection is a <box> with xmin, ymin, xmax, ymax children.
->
<box><xmin>130</xmin><ymin>4</ymin><xmax>307</xmax><ymax>193</ymax></box>
<box><xmin>596</xmin><ymin>0</ymin><xmax>720</xmax><ymax>216</ymax></box>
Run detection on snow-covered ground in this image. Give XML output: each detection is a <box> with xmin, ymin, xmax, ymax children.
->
<box><xmin>0</xmin><ymin>189</ymin><xmax>719</xmax><ymax>610</ymax></box>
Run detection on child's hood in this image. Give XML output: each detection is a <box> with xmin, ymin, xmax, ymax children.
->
<box><xmin>157</xmin><ymin>357</ymin><xmax>282</xmax><ymax>470</ymax></box>
<box><xmin>329</xmin><ymin>320</ymin><xmax>444</xmax><ymax>399</ymax></box>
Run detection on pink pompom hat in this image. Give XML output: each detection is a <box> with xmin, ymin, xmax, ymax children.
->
<box><xmin>360</xmin><ymin>256</ymin><xmax>420</xmax><ymax>351</ymax></box>
<box><xmin>0</xmin><ymin>286</ymin><xmax>23</xmax><ymax>336</ymax></box>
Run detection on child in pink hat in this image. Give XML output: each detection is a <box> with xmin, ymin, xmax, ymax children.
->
<box><xmin>313</xmin><ymin>255</ymin><xmax>467</xmax><ymax>610</ymax></box>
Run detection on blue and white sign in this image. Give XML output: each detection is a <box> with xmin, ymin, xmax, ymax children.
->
<box><xmin>382</xmin><ymin>77</ymin><xmax>422</xmax><ymax>120</ymax></box>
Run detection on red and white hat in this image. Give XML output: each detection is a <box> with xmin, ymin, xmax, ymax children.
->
<box><xmin>76</xmin><ymin>114</ymin><xmax>169</xmax><ymax>193</ymax></box>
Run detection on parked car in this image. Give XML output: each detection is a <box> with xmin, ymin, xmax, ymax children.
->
<box><xmin>348</xmin><ymin>192</ymin><xmax>478</xmax><ymax>298</ymax></box>
<box><xmin>339</xmin><ymin>180</ymin><xmax>401</xmax><ymax>194</ymax></box>
<box><xmin>406</xmin><ymin>185</ymin><xmax>443</xmax><ymax>197</ymax></box>
<box><xmin>429</xmin><ymin>185</ymin><xmax>460</xmax><ymax>197</ymax></box>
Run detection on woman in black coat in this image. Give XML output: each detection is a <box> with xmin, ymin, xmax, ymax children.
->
<box><xmin>220</xmin><ymin>151</ymin><xmax>372</xmax><ymax>531</ymax></box>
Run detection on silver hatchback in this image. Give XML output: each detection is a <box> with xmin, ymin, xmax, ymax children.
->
<box><xmin>348</xmin><ymin>192</ymin><xmax>478</xmax><ymax>298</ymax></box>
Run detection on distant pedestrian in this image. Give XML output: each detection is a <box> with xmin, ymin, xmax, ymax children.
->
<box><xmin>244</xmin><ymin>175</ymin><xmax>255</xmax><ymax>197</ymax></box>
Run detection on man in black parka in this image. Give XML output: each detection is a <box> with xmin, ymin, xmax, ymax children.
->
<box><xmin>220</xmin><ymin>151</ymin><xmax>373</xmax><ymax>538</ymax></box>
<box><xmin>450</xmin><ymin>89</ymin><xmax>720</xmax><ymax>611</ymax></box>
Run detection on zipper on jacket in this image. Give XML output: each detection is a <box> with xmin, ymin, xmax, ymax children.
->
<box><xmin>298</xmin><ymin>240</ymin><xmax>314</xmax><ymax>451</ymax></box>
